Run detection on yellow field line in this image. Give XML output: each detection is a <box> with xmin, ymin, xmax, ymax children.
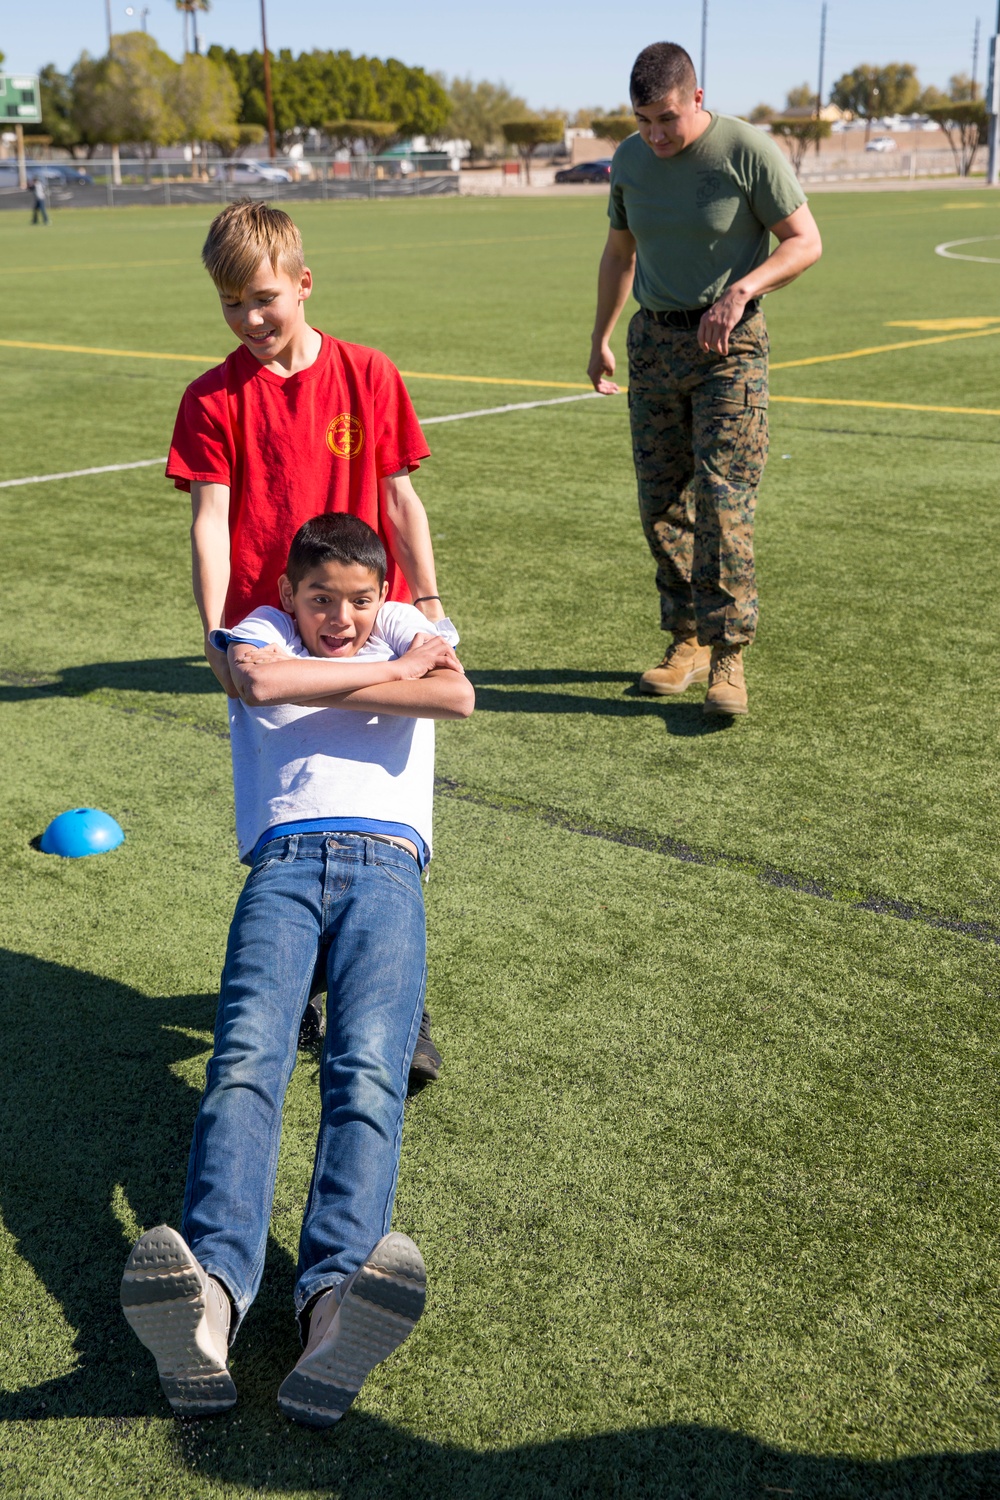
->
<box><xmin>399</xmin><ymin>369</ymin><xmax>591</xmax><ymax>390</ymax></box>
<box><xmin>772</xmin><ymin>394</ymin><xmax>1000</xmax><ymax>417</ymax></box>
<box><xmin>0</xmin><ymin>337</ymin><xmax>212</xmax><ymax>363</ymax></box>
<box><xmin>0</xmin><ymin>337</ymin><xmax>592</xmax><ymax>387</ymax></box>
<box><xmin>771</xmin><ymin>324</ymin><xmax>1000</xmax><ymax>369</ymax></box>
<box><xmin>3</xmin><ymin>324</ymin><xmax>1000</xmax><ymax>398</ymax></box>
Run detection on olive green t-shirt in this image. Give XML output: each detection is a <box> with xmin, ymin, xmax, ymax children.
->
<box><xmin>608</xmin><ymin>113</ymin><xmax>806</xmax><ymax>311</ymax></box>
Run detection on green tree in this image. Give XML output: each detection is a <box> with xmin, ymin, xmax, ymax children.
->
<box><xmin>785</xmin><ymin>82</ymin><xmax>818</xmax><ymax>112</ymax></box>
<box><xmin>589</xmin><ymin>114</ymin><xmax>634</xmax><ymax>144</ymax></box>
<box><xmin>830</xmin><ymin>62</ymin><xmax>919</xmax><ymax>140</ymax></box>
<box><xmin>24</xmin><ymin>64</ymin><xmax>79</xmax><ymax>150</ymax></box>
<box><xmin>748</xmin><ymin>102</ymin><xmax>776</xmax><ymax>124</ymax></box>
<box><xmin>769</xmin><ymin>117</ymin><xmax>832</xmax><ymax>172</ymax></box>
<box><xmin>445</xmin><ymin>77</ymin><xmax>528</xmax><ymax>159</ymax></box>
<box><xmin>208</xmin><ymin>46</ymin><xmax>451</xmax><ymax>151</ymax></box>
<box><xmin>167</xmin><ymin>52</ymin><xmax>239</xmax><ymax>167</ymax></box>
<box><xmin>323</xmin><ymin>119</ymin><xmax>399</xmax><ymax>154</ymax></box>
<box><xmin>926</xmin><ymin>99</ymin><xmax>986</xmax><ymax>175</ymax></box>
<box><xmin>501</xmin><ymin>115</ymin><xmax>564</xmax><ymax>183</ymax></box>
<box><xmin>917</xmin><ymin>84</ymin><xmax>949</xmax><ymax>112</ymax></box>
<box><xmin>71</xmin><ymin>34</ymin><xmax>180</xmax><ymax>173</ymax></box>
<box><xmin>948</xmin><ymin>71</ymin><xmax>975</xmax><ymax>102</ymax></box>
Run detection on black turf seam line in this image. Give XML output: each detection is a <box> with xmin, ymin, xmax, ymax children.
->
<box><xmin>431</xmin><ymin>776</ymin><xmax>1000</xmax><ymax>947</ymax></box>
<box><xmin>4</xmin><ymin>670</ymin><xmax>997</xmax><ymax>947</ymax></box>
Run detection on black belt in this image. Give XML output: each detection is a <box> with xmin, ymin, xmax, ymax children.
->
<box><xmin>641</xmin><ymin>299</ymin><xmax>758</xmax><ymax>330</ymax></box>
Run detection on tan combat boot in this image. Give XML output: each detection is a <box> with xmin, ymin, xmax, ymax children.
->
<box><xmin>703</xmin><ymin>643</ymin><xmax>748</xmax><ymax>716</ymax></box>
<box><xmin>638</xmin><ymin>636</ymin><xmax>711</xmax><ymax>696</ymax></box>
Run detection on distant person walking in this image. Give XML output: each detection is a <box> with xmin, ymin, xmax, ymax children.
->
<box><xmin>31</xmin><ymin>176</ymin><xmax>49</xmax><ymax>225</ymax></box>
<box><xmin>588</xmin><ymin>42</ymin><xmax>822</xmax><ymax>715</ymax></box>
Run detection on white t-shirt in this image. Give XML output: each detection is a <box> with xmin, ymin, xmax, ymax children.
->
<box><xmin>211</xmin><ymin>604</ymin><xmax>458</xmax><ymax>865</ymax></box>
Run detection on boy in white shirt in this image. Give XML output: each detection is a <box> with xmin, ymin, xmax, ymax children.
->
<box><xmin>119</xmin><ymin>514</ymin><xmax>473</xmax><ymax>1428</ymax></box>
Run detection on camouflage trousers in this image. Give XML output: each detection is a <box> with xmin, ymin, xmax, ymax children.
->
<box><xmin>627</xmin><ymin>306</ymin><xmax>769</xmax><ymax>645</ymax></box>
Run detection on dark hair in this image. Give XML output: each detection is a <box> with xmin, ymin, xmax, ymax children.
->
<box><xmin>629</xmin><ymin>42</ymin><xmax>698</xmax><ymax>106</ymax></box>
<box><xmin>286</xmin><ymin>514</ymin><xmax>387</xmax><ymax>590</ymax></box>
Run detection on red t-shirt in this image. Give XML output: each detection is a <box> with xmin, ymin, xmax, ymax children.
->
<box><xmin>166</xmin><ymin>332</ymin><xmax>430</xmax><ymax>626</ymax></box>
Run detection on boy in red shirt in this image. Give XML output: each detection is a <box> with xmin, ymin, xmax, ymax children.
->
<box><xmin>167</xmin><ymin>199</ymin><xmax>448</xmax><ymax>1082</ymax></box>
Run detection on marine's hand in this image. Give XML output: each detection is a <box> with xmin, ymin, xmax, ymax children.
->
<box><xmin>587</xmin><ymin>340</ymin><xmax>620</xmax><ymax>394</ymax></box>
<box><xmin>394</xmin><ymin>632</ymin><xmax>464</xmax><ymax>680</ymax></box>
<box><xmin>205</xmin><ymin>634</ymin><xmax>239</xmax><ymax>697</ymax></box>
<box><xmin>698</xmin><ymin>288</ymin><xmax>749</xmax><ymax>357</ymax></box>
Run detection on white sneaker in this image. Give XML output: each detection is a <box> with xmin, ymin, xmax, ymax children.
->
<box><xmin>278</xmin><ymin>1232</ymin><xmax>426</xmax><ymax>1428</ymax></box>
<box><xmin>120</xmin><ymin>1225</ymin><xmax>236</xmax><ymax>1415</ymax></box>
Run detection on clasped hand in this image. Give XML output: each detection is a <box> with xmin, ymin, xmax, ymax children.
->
<box><xmin>230</xmin><ymin>634</ymin><xmax>463</xmax><ymax>679</ymax></box>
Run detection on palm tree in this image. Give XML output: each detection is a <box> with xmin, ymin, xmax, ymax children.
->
<box><xmin>175</xmin><ymin>0</ymin><xmax>211</xmax><ymax>56</ymax></box>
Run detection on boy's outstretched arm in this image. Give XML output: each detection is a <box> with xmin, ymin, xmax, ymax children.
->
<box><xmin>380</xmin><ymin>470</ymin><xmax>445</xmax><ymax>623</ymax></box>
<box><xmin>191</xmin><ymin>481</ymin><xmax>237</xmax><ymax>697</ymax></box>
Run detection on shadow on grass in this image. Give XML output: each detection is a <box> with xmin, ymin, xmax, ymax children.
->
<box><xmin>466</xmin><ymin>669</ymin><xmax>731</xmax><ymax>737</ymax></box>
<box><xmin>0</xmin><ymin>661</ymin><xmax>731</xmax><ymax>737</ymax></box>
<box><xmin>0</xmin><ymin>656</ymin><xmax>220</xmax><ymax>700</ymax></box>
<box><xmin>0</xmin><ymin>949</ymin><xmax>303</xmax><ymax>1423</ymax></box>
<box><xmin>1</xmin><ymin>955</ymin><xmax>996</xmax><ymax>1497</ymax></box>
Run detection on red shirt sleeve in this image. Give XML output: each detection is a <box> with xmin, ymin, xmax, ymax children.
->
<box><xmin>166</xmin><ymin>376</ymin><xmax>234</xmax><ymax>494</ymax></box>
<box><xmin>373</xmin><ymin>360</ymin><xmax>431</xmax><ymax>477</ymax></box>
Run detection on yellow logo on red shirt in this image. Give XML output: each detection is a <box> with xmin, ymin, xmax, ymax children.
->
<box><xmin>326</xmin><ymin>413</ymin><xmax>365</xmax><ymax>459</ymax></box>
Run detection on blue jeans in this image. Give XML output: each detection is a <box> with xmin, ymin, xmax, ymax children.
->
<box><xmin>181</xmin><ymin>833</ymin><xmax>427</xmax><ymax>1332</ymax></box>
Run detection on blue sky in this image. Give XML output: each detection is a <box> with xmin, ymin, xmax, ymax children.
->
<box><xmin>2</xmin><ymin>0</ymin><xmax>990</xmax><ymax>117</ymax></box>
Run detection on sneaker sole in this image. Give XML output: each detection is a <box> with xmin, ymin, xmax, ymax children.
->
<box><xmin>120</xmin><ymin>1226</ymin><xmax>236</xmax><ymax>1416</ymax></box>
<box><xmin>638</xmin><ymin>666</ymin><xmax>711</xmax><ymax>696</ymax></box>
<box><xmin>278</xmin><ymin>1232</ymin><xmax>426</xmax><ymax>1429</ymax></box>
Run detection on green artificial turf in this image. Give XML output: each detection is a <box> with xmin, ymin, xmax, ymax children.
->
<box><xmin>1</xmin><ymin>191</ymin><xmax>999</xmax><ymax>1497</ymax></box>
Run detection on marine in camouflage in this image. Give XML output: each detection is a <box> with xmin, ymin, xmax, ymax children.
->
<box><xmin>627</xmin><ymin>307</ymin><xmax>769</xmax><ymax>646</ymax></box>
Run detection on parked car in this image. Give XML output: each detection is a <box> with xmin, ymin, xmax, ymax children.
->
<box><xmin>555</xmin><ymin>159</ymin><xmax>613</xmax><ymax>184</ymax></box>
<box><xmin>865</xmin><ymin>136</ymin><xmax>898</xmax><ymax>153</ymax></box>
<box><xmin>0</xmin><ymin>162</ymin><xmax>92</xmax><ymax>186</ymax></box>
<box><xmin>216</xmin><ymin>159</ymin><xmax>293</xmax><ymax>184</ymax></box>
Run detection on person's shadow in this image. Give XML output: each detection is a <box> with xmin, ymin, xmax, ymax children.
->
<box><xmin>0</xmin><ymin>656</ymin><xmax>220</xmax><ymax>703</ymax></box>
<box><xmin>0</xmin><ymin>660</ymin><xmax>731</xmax><ymax>738</ymax></box>
<box><xmin>466</xmin><ymin>668</ymin><xmax>729</xmax><ymax>738</ymax></box>
<box><xmin>1</xmin><ymin>950</ymin><xmax>996</xmax><ymax>1497</ymax></box>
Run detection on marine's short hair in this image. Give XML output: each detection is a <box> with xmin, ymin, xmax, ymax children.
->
<box><xmin>202</xmin><ymin>199</ymin><xmax>305</xmax><ymax>298</ymax></box>
<box><xmin>629</xmin><ymin>42</ymin><xmax>698</xmax><ymax>107</ymax></box>
<box><xmin>286</xmin><ymin>514</ymin><xmax>387</xmax><ymax>591</ymax></box>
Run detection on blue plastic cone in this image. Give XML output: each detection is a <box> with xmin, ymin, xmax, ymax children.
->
<box><xmin>40</xmin><ymin>807</ymin><xmax>124</xmax><ymax>858</ymax></box>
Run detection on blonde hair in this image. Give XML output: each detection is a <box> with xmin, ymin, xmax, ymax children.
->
<box><xmin>202</xmin><ymin>199</ymin><xmax>305</xmax><ymax>297</ymax></box>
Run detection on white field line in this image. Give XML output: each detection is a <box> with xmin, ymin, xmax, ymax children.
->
<box><xmin>0</xmin><ymin>456</ymin><xmax>168</xmax><ymax>490</ymax></box>
<box><xmin>935</xmin><ymin>235</ymin><xmax>1000</xmax><ymax>264</ymax></box>
<box><xmin>421</xmin><ymin>391</ymin><xmax>606</xmax><ymax>424</ymax></box>
<box><xmin>0</xmin><ymin>391</ymin><xmax>613</xmax><ymax>489</ymax></box>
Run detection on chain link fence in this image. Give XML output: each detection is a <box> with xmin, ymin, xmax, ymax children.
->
<box><xmin>0</xmin><ymin>156</ymin><xmax>460</xmax><ymax>211</ymax></box>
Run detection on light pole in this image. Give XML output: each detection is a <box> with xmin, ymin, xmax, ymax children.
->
<box><xmin>105</xmin><ymin>0</ymin><xmax>113</xmax><ymax>50</ymax></box>
<box><xmin>815</xmin><ymin>2</ymin><xmax>827</xmax><ymax>155</ymax></box>
<box><xmin>700</xmin><ymin>0</ymin><xmax>708</xmax><ymax>93</ymax></box>
<box><xmin>989</xmin><ymin>0</ymin><xmax>1000</xmax><ymax>185</ymax></box>
<box><xmin>124</xmin><ymin>5</ymin><xmax>150</xmax><ymax>31</ymax></box>
<box><xmin>260</xmin><ymin>0</ymin><xmax>277</xmax><ymax>160</ymax></box>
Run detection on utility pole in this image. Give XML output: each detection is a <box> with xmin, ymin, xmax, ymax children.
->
<box><xmin>105</xmin><ymin>0</ymin><xmax>113</xmax><ymax>50</ymax></box>
<box><xmin>989</xmin><ymin>0</ymin><xmax>1000</xmax><ymax>185</ymax></box>
<box><xmin>816</xmin><ymin>2</ymin><xmax>827</xmax><ymax>154</ymax></box>
<box><xmin>816</xmin><ymin>2</ymin><xmax>827</xmax><ymax>112</ymax></box>
<box><xmin>973</xmin><ymin>16</ymin><xmax>981</xmax><ymax>98</ymax></box>
<box><xmin>700</xmin><ymin>0</ymin><xmax>708</xmax><ymax>93</ymax></box>
<box><xmin>260</xmin><ymin>0</ymin><xmax>277</xmax><ymax>160</ymax></box>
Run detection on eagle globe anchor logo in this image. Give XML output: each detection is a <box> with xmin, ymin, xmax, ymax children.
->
<box><xmin>326</xmin><ymin>413</ymin><xmax>365</xmax><ymax>459</ymax></box>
